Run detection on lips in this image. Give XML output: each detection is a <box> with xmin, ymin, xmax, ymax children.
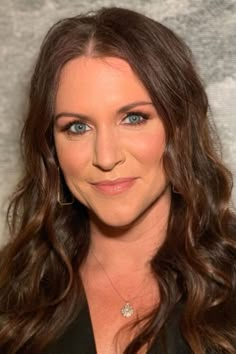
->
<box><xmin>92</xmin><ymin>177</ymin><xmax>136</xmax><ymax>185</ymax></box>
<box><xmin>91</xmin><ymin>177</ymin><xmax>137</xmax><ymax>195</ymax></box>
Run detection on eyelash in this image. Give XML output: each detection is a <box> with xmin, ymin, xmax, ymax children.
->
<box><xmin>60</xmin><ymin>111</ymin><xmax>150</xmax><ymax>136</ymax></box>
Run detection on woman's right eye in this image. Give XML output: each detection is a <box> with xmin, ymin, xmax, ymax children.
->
<box><xmin>62</xmin><ymin>121</ymin><xmax>91</xmax><ymax>135</ymax></box>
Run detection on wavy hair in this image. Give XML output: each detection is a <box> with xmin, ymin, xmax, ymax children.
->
<box><xmin>0</xmin><ymin>7</ymin><xmax>236</xmax><ymax>353</ymax></box>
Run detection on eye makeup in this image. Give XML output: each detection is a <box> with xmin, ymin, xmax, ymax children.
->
<box><xmin>55</xmin><ymin>110</ymin><xmax>151</xmax><ymax>136</ymax></box>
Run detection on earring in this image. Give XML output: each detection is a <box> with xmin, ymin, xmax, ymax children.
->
<box><xmin>57</xmin><ymin>167</ymin><xmax>74</xmax><ymax>206</ymax></box>
<box><xmin>172</xmin><ymin>184</ymin><xmax>180</xmax><ymax>194</ymax></box>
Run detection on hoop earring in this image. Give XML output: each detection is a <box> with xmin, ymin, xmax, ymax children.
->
<box><xmin>172</xmin><ymin>184</ymin><xmax>180</xmax><ymax>194</ymax></box>
<box><xmin>57</xmin><ymin>167</ymin><xmax>74</xmax><ymax>206</ymax></box>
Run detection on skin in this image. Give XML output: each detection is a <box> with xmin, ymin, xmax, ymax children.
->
<box><xmin>54</xmin><ymin>56</ymin><xmax>170</xmax><ymax>231</ymax></box>
<box><xmin>54</xmin><ymin>56</ymin><xmax>171</xmax><ymax>353</ymax></box>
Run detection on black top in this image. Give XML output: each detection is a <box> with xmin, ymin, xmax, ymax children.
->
<box><xmin>43</xmin><ymin>298</ymin><xmax>192</xmax><ymax>354</ymax></box>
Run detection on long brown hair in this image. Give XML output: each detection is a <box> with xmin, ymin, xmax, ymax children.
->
<box><xmin>0</xmin><ymin>7</ymin><xmax>235</xmax><ymax>353</ymax></box>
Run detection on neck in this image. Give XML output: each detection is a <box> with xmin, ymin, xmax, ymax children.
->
<box><xmin>87</xmin><ymin>188</ymin><xmax>171</xmax><ymax>273</ymax></box>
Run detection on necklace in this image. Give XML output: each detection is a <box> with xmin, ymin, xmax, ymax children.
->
<box><xmin>91</xmin><ymin>250</ymin><xmax>147</xmax><ymax>318</ymax></box>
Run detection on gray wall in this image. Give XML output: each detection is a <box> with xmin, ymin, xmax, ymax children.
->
<box><xmin>0</xmin><ymin>0</ymin><xmax>235</xmax><ymax>244</ymax></box>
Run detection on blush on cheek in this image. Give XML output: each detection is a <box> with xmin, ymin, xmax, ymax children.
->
<box><xmin>55</xmin><ymin>139</ymin><xmax>90</xmax><ymax>176</ymax></box>
<box><xmin>132</xmin><ymin>134</ymin><xmax>165</xmax><ymax>163</ymax></box>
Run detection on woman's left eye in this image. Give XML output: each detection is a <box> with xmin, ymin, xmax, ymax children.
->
<box><xmin>123</xmin><ymin>112</ymin><xmax>149</xmax><ymax>125</ymax></box>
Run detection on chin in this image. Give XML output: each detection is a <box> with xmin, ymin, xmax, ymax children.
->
<box><xmin>89</xmin><ymin>209</ymin><xmax>141</xmax><ymax>230</ymax></box>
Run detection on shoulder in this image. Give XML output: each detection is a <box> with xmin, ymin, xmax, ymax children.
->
<box><xmin>149</xmin><ymin>300</ymin><xmax>192</xmax><ymax>354</ymax></box>
<box><xmin>42</xmin><ymin>301</ymin><xmax>96</xmax><ymax>354</ymax></box>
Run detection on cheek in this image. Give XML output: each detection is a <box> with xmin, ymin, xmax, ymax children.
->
<box><xmin>129</xmin><ymin>131</ymin><xmax>165</xmax><ymax>167</ymax></box>
<box><xmin>55</xmin><ymin>138</ymin><xmax>90</xmax><ymax>177</ymax></box>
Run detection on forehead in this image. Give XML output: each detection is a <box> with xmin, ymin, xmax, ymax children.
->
<box><xmin>55</xmin><ymin>56</ymin><xmax>151</xmax><ymax>112</ymax></box>
<box><xmin>58</xmin><ymin>56</ymin><xmax>137</xmax><ymax>82</ymax></box>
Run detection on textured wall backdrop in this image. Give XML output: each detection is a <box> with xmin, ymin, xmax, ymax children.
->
<box><xmin>0</xmin><ymin>0</ymin><xmax>235</xmax><ymax>244</ymax></box>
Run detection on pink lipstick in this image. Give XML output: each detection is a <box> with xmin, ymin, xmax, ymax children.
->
<box><xmin>91</xmin><ymin>178</ymin><xmax>137</xmax><ymax>195</ymax></box>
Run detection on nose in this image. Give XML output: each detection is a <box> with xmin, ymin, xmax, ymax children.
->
<box><xmin>92</xmin><ymin>127</ymin><xmax>125</xmax><ymax>171</ymax></box>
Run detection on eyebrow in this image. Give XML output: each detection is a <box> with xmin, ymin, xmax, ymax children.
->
<box><xmin>54</xmin><ymin>101</ymin><xmax>153</xmax><ymax>121</ymax></box>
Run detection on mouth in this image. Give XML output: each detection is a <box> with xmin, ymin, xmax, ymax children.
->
<box><xmin>91</xmin><ymin>177</ymin><xmax>137</xmax><ymax>195</ymax></box>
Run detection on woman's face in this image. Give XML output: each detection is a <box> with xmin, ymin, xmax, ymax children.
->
<box><xmin>54</xmin><ymin>56</ymin><xmax>169</xmax><ymax>227</ymax></box>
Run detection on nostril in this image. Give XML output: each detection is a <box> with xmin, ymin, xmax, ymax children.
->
<box><xmin>93</xmin><ymin>135</ymin><xmax>125</xmax><ymax>170</ymax></box>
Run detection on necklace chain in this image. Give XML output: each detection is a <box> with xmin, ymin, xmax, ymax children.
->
<box><xmin>91</xmin><ymin>250</ymin><xmax>147</xmax><ymax>318</ymax></box>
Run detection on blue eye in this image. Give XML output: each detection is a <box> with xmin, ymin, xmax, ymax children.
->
<box><xmin>61</xmin><ymin>121</ymin><xmax>90</xmax><ymax>135</ymax></box>
<box><xmin>69</xmin><ymin>122</ymin><xmax>88</xmax><ymax>134</ymax></box>
<box><xmin>123</xmin><ymin>112</ymin><xmax>149</xmax><ymax>125</ymax></box>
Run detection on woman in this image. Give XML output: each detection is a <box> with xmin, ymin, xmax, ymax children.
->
<box><xmin>0</xmin><ymin>6</ymin><xmax>235</xmax><ymax>354</ymax></box>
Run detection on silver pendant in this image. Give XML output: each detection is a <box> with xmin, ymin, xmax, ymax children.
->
<box><xmin>121</xmin><ymin>302</ymin><xmax>134</xmax><ymax>318</ymax></box>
